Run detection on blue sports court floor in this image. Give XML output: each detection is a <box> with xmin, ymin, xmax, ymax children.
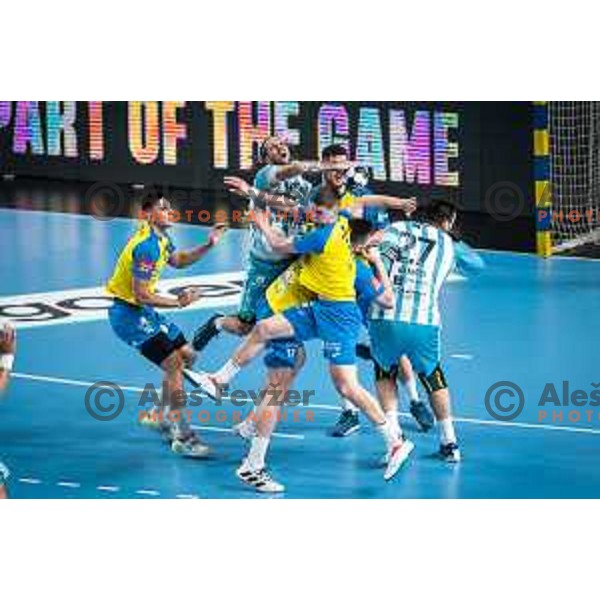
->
<box><xmin>1</xmin><ymin>207</ymin><xmax>599</xmax><ymax>498</ymax></box>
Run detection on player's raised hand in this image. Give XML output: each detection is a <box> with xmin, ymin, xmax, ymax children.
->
<box><xmin>0</xmin><ymin>323</ymin><xmax>16</xmax><ymax>355</ymax></box>
<box><xmin>224</xmin><ymin>176</ymin><xmax>253</xmax><ymax>198</ymax></box>
<box><xmin>208</xmin><ymin>222</ymin><xmax>228</xmax><ymax>247</ymax></box>
<box><xmin>396</xmin><ymin>197</ymin><xmax>417</xmax><ymax>215</ymax></box>
<box><xmin>177</xmin><ymin>288</ymin><xmax>202</xmax><ymax>308</ymax></box>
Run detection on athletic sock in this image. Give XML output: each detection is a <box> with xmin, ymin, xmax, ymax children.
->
<box><xmin>341</xmin><ymin>397</ymin><xmax>359</xmax><ymax>413</ymax></box>
<box><xmin>385</xmin><ymin>410</ymin><xmax>402</xmax><ymax>438</ymax></box>
<box><xmin>246</xmin><ymin>436</ymin><xmax>270</xmax><ymax>471</ymax></box>
<box><xmin>404</xmin><ymin>376</ymin><xmax>421</xmax><ymax>404</ymax></box>
<box><xmin>437</xmin><ymin>418</ymin><xmax>457</xmax><ymax>445</ymax></box>
<box><xmin>377</xmin><ymin>419</ymin><xmax>400</xmax><ymax>450</ymax></box>
<box><xmin>214</xmin><ymin>317</ymin><xmax>224</xmax><ymax>331</ymax></box>
<box><xmin>237</xmin><ymin>414</ymin><xmax>257</xmax><ymax>438</ymax></box>
<box><xmin>214</xmin><ymin>359</ymin><xmax>241</xmax><ymax>384</ymax></box>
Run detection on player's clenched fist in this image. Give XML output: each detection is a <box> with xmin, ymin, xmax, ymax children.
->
<box><xmin>177</xmin><ymin>288</ymin><xmax>202</xmax><ymax>308</ymax></box>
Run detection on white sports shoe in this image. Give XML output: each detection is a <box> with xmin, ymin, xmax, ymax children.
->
<box><xmin>384</xmin><ymin>439</ymin><xmax>415</xmax><ymax>481</ymax></box>
<box><xmin>236</xmin><ymin>462</ymin><xmax>285</xmax><ymax>494</ymax></box>
<box><xmin>183</xmin><ymin>369</ymin><xmax>220</xmax><ymax>400</ymax></box>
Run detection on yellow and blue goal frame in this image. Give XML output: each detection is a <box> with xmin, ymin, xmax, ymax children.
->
<box><xmin>533</xmin><ymin>101</ymin><xmax>552</xmax><ymax>257</ymax></box>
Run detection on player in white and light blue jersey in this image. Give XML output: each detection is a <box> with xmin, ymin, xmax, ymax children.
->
<box><xmin>369</xmin><ymin>199</ymin><xmax>485</xmax><ymax>462</ymax></box>
<box><xmin>191</xmin><ymin>136</ymin><xmax>356</xmax><ymax>356</ymax></box>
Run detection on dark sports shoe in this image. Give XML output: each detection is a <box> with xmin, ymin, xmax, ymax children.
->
<box><xmin>410</xmin><ymin>400</ymin><xmax>435</xmax><ymax>433</ymax></box>
<box><xmin>171</xmin><ymin>432</ymin><xmax>211</xmax><ymax>459</ymax></box>
<box><xmin>192</xmin><ymin>313</ymin><xmax>224</xmax><ymax>352</ymax></box>
<box><xmin>236</xmin><ymin>463</ymin><xmax>285</xmax><ymax>493</ymax></box>
<box><xmin>330</xmin><ymin>410</ymin><xmax>360</xmax><ymax>438</ymax></box>
<box><xmin>439</xmin><ymin>442</ymin><xmax>461</xmax><ymax>463</ymax></box>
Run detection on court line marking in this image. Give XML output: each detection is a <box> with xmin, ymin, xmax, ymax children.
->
<box><xmin>136</xmin><ymin>489</ymin><xmax>160</xmax><ymax>497</ymax></box>
<box><xmin>15</xmin><ymin>477</ymin><xmax>198</xmax><ymax>499</ymax></box>
<box><xmin>57</xmin><ymin>481</ymin><xmax>81</xmax><ymax>489</ymax></box>
<box><xmin>11</xmin><ymin>370</ymin><xmax>600</xmax><ymax>437</ymax></box>
<box><xmin>190</xmin><ymin>424</ymin><xmax>304</xmax><ymax>440</ymax></box>
<box><xmin>96</xmin><ymin>485</ymin><xmax>120</xmax><ymax>493</ymax></box>
<box><xmin>450</xmin><ymin>354</ymin><xmax>474</xmax><ymax>360</ymax></box>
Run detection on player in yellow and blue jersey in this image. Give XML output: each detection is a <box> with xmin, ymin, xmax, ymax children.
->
<box><xmin>190</xmin><ymin>192</ymin><xmax>418</xmax><ymax>486</ymax></box>
<box><xmin>106</xmin><ymin>196</ymin><xmax>226</xmax><ymax>458</ymax></box>
<box><xmin>210</xmin><ymin>218</ymin><xmax>400</xmax><ymax>493</ymax></box>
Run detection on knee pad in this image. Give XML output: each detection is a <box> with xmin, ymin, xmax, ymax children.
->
<box><xmin>418</xmin><ymin>364</ymin><xmax>448</xmax><ymax>395</ymax></box>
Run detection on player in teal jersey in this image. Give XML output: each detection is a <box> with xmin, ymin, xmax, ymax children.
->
<box><xmin>191</xmin><ymin>136</ymin><xmax>354</xmax><ymax>351</ymax></box>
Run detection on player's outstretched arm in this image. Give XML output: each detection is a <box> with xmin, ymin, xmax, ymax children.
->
<box><xmin>0</xmin><ymin>323</ymin><xmax>16</xmax><ymax>393</ymax></box>
<box><xmin>355</xmin><ymin>195</ymin><xmax>417</xmax><ymax>215</ymax></box>
<box><xmin>169</xmin><ymin>223</ymin><xmax>227</xmax><ymax>269</ymax></box>
<box><xmin>224</xmin><ymin>177</ymin><xmax>298</xmax><ymax>209</ymax></box>
<box><xmin>267</xmin><ymin>159</ymin><xmax>357</xmax><ymax>183</ymax></box>
<box><xmin>454</xmin><ymin>240</ymin><xmax>485</xmax><ymax>275</ymax></box>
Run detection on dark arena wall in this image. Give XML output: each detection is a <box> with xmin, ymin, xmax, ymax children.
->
<box><xmin>0</xmin><ymin>101</ymin><xmax>535</xmax><ymax>252</ymax></box>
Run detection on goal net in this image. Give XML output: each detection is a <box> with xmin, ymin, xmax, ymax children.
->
<box><xmin>548</xmin><ymin>101</ymin><xmax>600</xmax><ymax>252</ymax></box>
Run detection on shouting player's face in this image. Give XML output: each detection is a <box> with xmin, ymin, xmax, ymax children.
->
<box><xmin>324</xmin><ymin>153</ymin><xmax>350</xmax><ymax>191</ymax></box>
<box><xmin>152</xmin><ymin>198</ymin><xmax>174</xmax><ymax>229</ymax></box>
<box><xmin>264</xmin><ymin>137</ymin><xmax>291</xmax><ymax>165</ymax></box>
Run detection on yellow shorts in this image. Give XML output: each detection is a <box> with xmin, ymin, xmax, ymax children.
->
<box><xmin>266</xmin><ymin>261</ymin><xmax>316</xmax><ymax>314</ymax></box>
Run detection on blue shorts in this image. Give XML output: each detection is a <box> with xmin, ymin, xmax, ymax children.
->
<box><xmin>264</xmin><ymin>338</ymin><xmax>305</xmax><ymax>370</ymax></box>
<box><xmin>108</xmin><ymin>300</ymin><xmax>186</xmax><ymax>366</ymax></box>
<box><xmin>369</xmin><ymin>320</ymin><xmax>441</xmax><ymax>376</ymax></box>
<box><xmin>283</xmin><ymin>300</ymin><xmax>362</xmax><ymax>366</ymax></box>
<box><xmin>238</xmin><ymin>258</ymin><xmax>291</xmax><ymax>324</ymax></box>
<box><xmin>257</xmin><ymin>297</ymin><xmax>304</xmax><ymax>370</ymax></box>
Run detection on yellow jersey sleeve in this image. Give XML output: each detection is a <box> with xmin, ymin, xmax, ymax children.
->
<box><xmin>106</xmin><ymin>224</ymin><xmax>174</xmax><ymax>305</ymax></box>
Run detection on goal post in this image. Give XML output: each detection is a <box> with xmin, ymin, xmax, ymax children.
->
<box><xmin>536</xmin><ymin>101</ymin><xmax>600</xmax><ymax>256</ymax></box>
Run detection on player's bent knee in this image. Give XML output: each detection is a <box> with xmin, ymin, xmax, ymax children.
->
<box><xmin>330</xmin><ymin>370</ymin><xmax>357</xmax><ymax>399</ymax></box>
<box><xmin>255</xmin><ymin>318</ymin><xmax>287</xmax><ymax>342</ymax></box>
<box><xmin>179</xmin><ymin>344</ymin><xmax>197</xmax><ymax>368</ymax></box>
<box><xmin>418</xmin><ymin>364</ymin><xmax>448</xmax><ymax>395</ymax></box>
<box><xmin>161</xmin><ymin>350</ymin><xmax>184</xmax><ymax>374</ymax></box>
